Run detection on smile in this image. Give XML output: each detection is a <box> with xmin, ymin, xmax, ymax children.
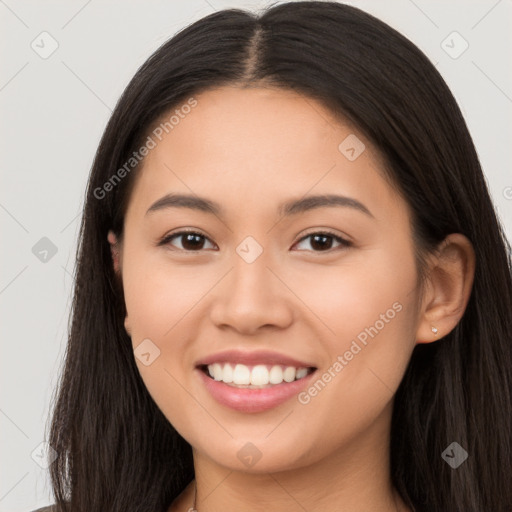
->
<box><xmin>196</xmin><ymin>364</ymin><xmax>318</xmax><ymax>413</ymax></box>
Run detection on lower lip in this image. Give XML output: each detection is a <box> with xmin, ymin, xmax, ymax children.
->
<box><xmin>196</xmin><ymin>367</ymin><xmax>317</xmax><ymax>413</ymax></box>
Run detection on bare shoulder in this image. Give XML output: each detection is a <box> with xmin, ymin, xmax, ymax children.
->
<box><xmin>30</xmin><ymin>506</ymin><xmax>58</xmax><ymax>512</ymax></box>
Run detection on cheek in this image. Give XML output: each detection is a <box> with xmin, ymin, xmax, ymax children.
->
<box><xmin>121</xmin><ymin>248</ymin><xmax>211</xmax><ymax>418</ymax></box>
<box><xmin>288</xmin><ymin>248</ymin><xmax>418</xmax><ymax>397</ymax></box>
<box><xmin>122</xmin><ymin>247</ymin><xmax>204</xmax><ymax>340</ymax></box>
<box><xmin>291</xmin><ymin>252</ymin><xmax>418</xmax><ymax>438</ymax></box>
<box><xmin>121</xmin><ymin>253</ymin><xmax>201</xmax><ymax>438</ymax></box>
<box><xmin>285</xmin><ymin>249</ymin><xmax>417</xmax><ymax>347</ymax></box>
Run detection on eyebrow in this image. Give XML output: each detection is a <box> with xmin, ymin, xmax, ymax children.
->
<box><xmin>145</xmin><ymin>192</ymin><xmax>374</xmax><ymax>219</ymax></box>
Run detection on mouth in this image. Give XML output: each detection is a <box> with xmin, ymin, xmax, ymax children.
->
<box><xmin>196</xmin><ymin>362</ymin><xmax>318</xmax><ymax>413</ymax></box>
<box><xmin>197</xmin><ymin>363</ymin><xmax>317</xmax><ymax>389</ymax></box>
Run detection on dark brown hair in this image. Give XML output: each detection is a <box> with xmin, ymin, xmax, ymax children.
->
<box><xmin>47</xmin><ymin>2</ymin><xmax>512</xmax><ymax>511</ymax></box>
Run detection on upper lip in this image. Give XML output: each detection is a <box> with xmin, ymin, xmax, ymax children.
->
<box><xmin>195</xmin><ymin>349</ymin><xmax>317</xmax><ymax>369</ymax></box>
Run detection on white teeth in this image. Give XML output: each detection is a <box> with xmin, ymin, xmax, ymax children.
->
<box><xmin>222</xmin><ymin>362</ymin><xmax>233</xmax><ymax>383</ymax></box>
<box><xmin>283</xmin><ymin>367</ymin><xmax>296</xmax><ymax>383</ymax></box>
<box><xmin>233</xmin><ymin>364</ymin><xmax>251</xmax><ymax>384</ymax></box>
<box><xmin>250</xmin><ymin>365</ymin><xmax>269</xmax><ymax>385</ymax></box>
<box><xmin>269</xmin><ymin>365</ymin><xmax>283</xmax><ymax>384</ymax></box>
<box><xmin>295</xmin><ymin>367</ymin><xmax>308</xmax><ymax>379</ymax></box>
<box><xmin>212</xmin><ymin>363</ymin><xmax>222</xmax><ymax>381</ymax></box>
<box><xmin>205</xmin><ymin>362</ymin><xmax>312</xmax><ymax>386</ymax></box>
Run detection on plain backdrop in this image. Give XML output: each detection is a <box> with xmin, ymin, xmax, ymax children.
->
<box><xmin>1</xmin><ymin>1</ymin><xmax>511</xmax><ymax>510</ymax></box>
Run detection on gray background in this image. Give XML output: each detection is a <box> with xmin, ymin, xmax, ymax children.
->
<box><xmin>1</xmin><ymin>0</ymin><xmax>511</xmax><ymax>510</ymax></box>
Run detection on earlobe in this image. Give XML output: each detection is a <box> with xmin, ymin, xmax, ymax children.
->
<box><xmin>415</xmin><ymin>233</ymin><xmax>476</xmax><ymax>344</ymax></box>
<box><xmin>108</xmin><ymin>230</ymin><xmax>121</xmax><ymax>274</ymax></box>
<box><xmin>124</xmin><ymin>315</ymin><xmax>132</xmax><ymax>337</ymax></box>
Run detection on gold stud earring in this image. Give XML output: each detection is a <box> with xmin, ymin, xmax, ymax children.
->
<box><xmin>431</xmin><ymin>326</ymin><xmax>438</xmax><ymax>335</ymax></box>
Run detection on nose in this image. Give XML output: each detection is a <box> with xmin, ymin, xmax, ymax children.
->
<box><xmin>209</xmin><ymin>250</ymin><xmax>295</xmax><ymax>335</ymax></box>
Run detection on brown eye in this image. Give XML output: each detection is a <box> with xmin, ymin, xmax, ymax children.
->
<box><xmin>160</xmin><ymin>231</ymin><xmax>216</xmax><ymax>251</ymax></box>
<box><xmin>294</xmin><ymin>232</ymin><xmax>351</xmax><ymax>252</ymax></box>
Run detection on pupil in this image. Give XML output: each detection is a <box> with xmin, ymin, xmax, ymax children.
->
<box><xmin>311</xmin><ymin>234</ymin><xmax>332</xmax><ymax>251</ymax></box>
<box><xmin>183</xmin><ymin>234</ymin><xmax>204</xmax><ymax>250</ymax></box>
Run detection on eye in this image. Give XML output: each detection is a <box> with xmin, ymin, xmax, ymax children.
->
<box><xmin>293</xmin><ymin>230</ymin><xmax>351</xmax><ymax>252</ymax></box>
<box><xmin>159</xmin><ymin>230</ymin><xmax>216</xmax><ymax>251</ymax></box>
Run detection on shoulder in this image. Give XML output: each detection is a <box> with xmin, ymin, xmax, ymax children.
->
<box><xmin>30</xmin><ymin>506</ymin><xmax>58</xmax><ymax>512</ymax></box>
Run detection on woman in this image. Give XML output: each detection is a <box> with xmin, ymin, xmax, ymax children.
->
<box><xmin>37</xmin><ymin>1</ymin><xmax>512</xmax><ymax>511</ymax></box>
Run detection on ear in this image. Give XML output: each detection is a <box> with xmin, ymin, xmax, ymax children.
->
<box><xmin>108</xmin><ymin>230</ymin><xmax>132</xmax><ymax>335</ymax></box>
<box><xmin>107</xmin><ymin>230</ymin><xmax>121</xmax><ymax>275</ymax></box>
<box><xmin>415</xmin><ymin>233</ymin><xmax>475</xmax><ymax>344</ymax></box>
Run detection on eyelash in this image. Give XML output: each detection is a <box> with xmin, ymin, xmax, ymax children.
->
<box><xmin>158</xmin><ymin>229</ymin><xmax>352</xmax><ymax>253</ymax></box>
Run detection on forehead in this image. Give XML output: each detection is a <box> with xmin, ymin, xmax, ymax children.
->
<box><xmin>126</xmin><ymin>85</ymin><xmax>406</xmax><ymax>225</ymax></box>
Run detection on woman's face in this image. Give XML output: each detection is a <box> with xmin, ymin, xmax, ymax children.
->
<box><xmin>115</xmin><ymin>85</ymin><xmax>422</xmax><ymax>472</ymax></box>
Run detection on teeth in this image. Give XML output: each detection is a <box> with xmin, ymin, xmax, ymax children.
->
<box><xmin>206</xmin><ymin>363</ymin><xmax>312</xmax><ymax>386</ymax></box>
<box><xmin>296</xmin><ymin>367</ymin><xmax>308</xmax><ymax>379</ymax></box>
<box><xmin>222</xmin><ymin>362</ymin><xmax>233</xmax><ymax>383</ymax></box>
<box><xmin>251</xmin><ymin>365</ymin><xmax>269</xmax><ymax>386</ymax></box>
<box><xmin>283</xmin><ymin>366</ymin><xmax>296</xmax><ymax>382</ymax></box>
<box><xmin>233</xmin><ymin>364</ymin><xmax>250</xmax><ymax>385</ymax></box>
<box><xmin>212</xmin><ymin>363</ymin><xmax>223</xmax><ymax>381</ymax></box>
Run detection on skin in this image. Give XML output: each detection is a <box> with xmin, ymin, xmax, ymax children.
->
<box><xmin>108</xmin><ymin>85</ymin><xmax>475</xmax><ymax>512</ymax></box>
